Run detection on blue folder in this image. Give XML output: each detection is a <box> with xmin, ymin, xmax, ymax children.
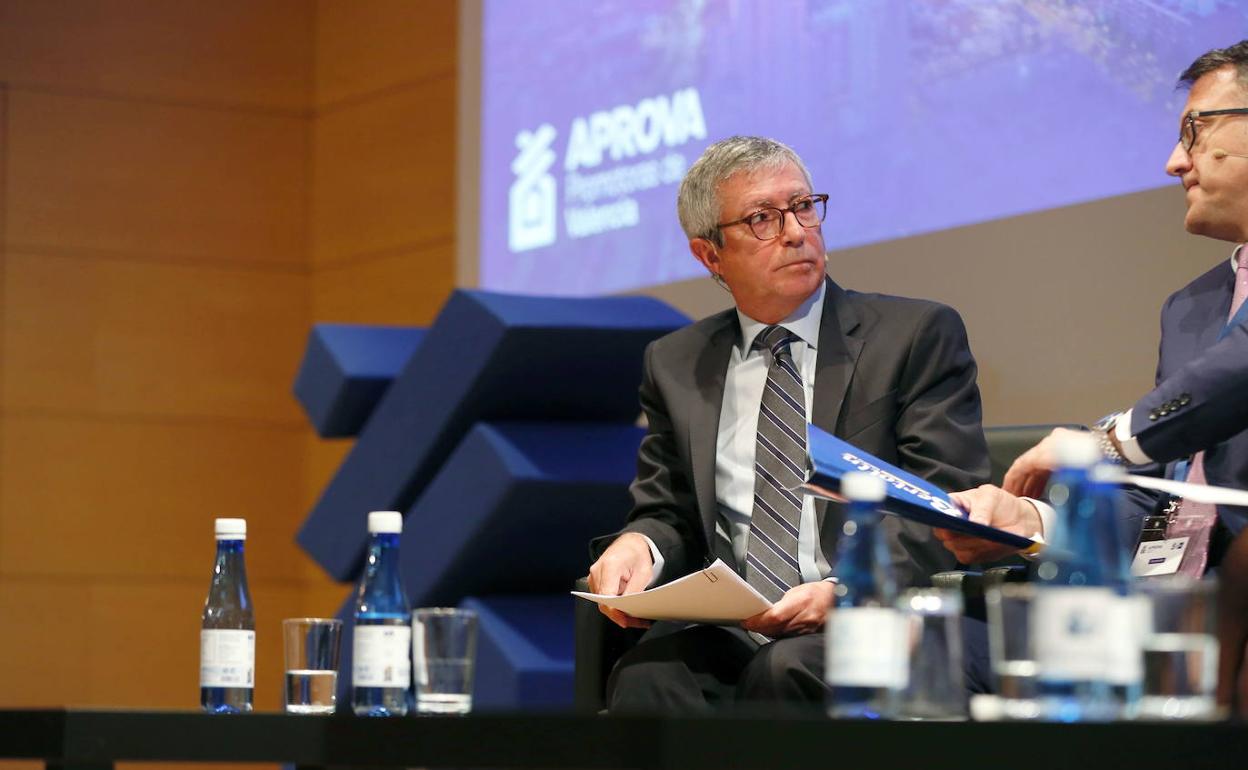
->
<box><xmin>805</xmin><ymin>425</ymin><xmax>1034</xmax><ymax>550</ymax></box>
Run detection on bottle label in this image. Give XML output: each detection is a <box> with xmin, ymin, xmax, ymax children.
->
<box><xmin>1034</xmin><ymin>586</ymin><xmax>1114</xmax><ymax>681</ymax></box>
<box><xmin>1106</xmin><ymin>594</ymin><xmax>1148</xmax><ymax>685</ymax></box>
<box><xmin>200</xmin><ymin>629</ymin><xmax>255</xmax><ymax>688</ymax></box>
<box><xmin>825</xmin><ymin>606</ymin><xmax>909</xmax><ymax>689</ymax></box>
<box><xmin>353</xmin><ymin>624</ymin><xmax>412</xmax><ymax>688</ymax></box>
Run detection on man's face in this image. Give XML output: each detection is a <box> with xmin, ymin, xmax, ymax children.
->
<box><xmin>690</xmin><ymin>161</ymin><xmax>827</xmax><ymax>323</ymax></box>
<box><xmin>1166</xmin><ymin>66</ymin><xmax>1248</xmax><ymax>242</ymax></box>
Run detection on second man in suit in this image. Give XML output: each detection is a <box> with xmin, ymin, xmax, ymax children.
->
<box><xmin>587</xmin><ymin>135</ymin><xmax>990</xmax><ymax>712</ymax></box>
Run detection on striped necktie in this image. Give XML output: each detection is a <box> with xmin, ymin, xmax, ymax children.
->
<box><xmin>745</xmin><ymin>325</ymin><xmax>807</xmax><ymax>601</ymax></box>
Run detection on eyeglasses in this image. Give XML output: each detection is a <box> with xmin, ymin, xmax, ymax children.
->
<box><xmin>1180</xmin><ymin>108</ymin><xmax>1248</xmax><ymax>152</ymax></box>
<box><xmin>716</xmin><ymin>194</ymin><xmax>829</xmax><ymax>241</ymax></box>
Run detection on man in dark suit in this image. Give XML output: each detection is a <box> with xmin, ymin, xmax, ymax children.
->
<box><xmin>587</xmin><ymin>135</ymin><xmax>990</xmax><ymax>712</ymax></box>
<box><xmin>938</xmin><ymin>42</ymin><xmax>1248</xmax><ymax>568</ymax></box>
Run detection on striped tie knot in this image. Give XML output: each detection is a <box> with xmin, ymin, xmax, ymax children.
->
<box><xmin>757</xmin><ymin>325</ymin><xmax>798</xmax><ymax>360</ymax></box>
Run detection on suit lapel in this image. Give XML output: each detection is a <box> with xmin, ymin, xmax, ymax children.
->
<box><xmin>810</xmin><ymin>278</ymin><xmax>862</xmax><ymax>555</ymax></box>
<box><xmin>690</xmin><ymin>316</ymin><xmax>737</xmax><ymax>551</ymax></box>
<box><xmin>811</xmin><ymin>278</ymin><xmax>862</xmax><ymax>431</ymax></box>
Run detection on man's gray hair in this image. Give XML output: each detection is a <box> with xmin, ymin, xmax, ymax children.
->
<box><xmin>677</xmin><ymin>135</ymin><xmax>814</xmax><ymax>247</ymax></box>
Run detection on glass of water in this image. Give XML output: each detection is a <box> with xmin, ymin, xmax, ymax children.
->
<box><xmin>985</xmin><ymin>583</ymin><xmax>1041</xmax><ymax>720</ymax></box>
<box><xmin>412</xmin><ymin>608</ymin><xmax>478</xmax><ymax>715</ymax></box>
<box><xmin>282</xmin><ymin>618</ymin><xmax>343</xmax><ymax>714</ymax></box>
<box><xmin>896</xmin><ymin>588</ymin><xmax>967</xmax><ymax>720</ymax></box>
<box><xmin>1139</xmin><ymin>577</ymin><xmax>1221</xmax><ymax>720</ymax></box>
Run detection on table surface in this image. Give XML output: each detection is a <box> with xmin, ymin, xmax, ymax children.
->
<box><xmin>2</xmin><ymin>707</ymin><xmax>1247</xmax><ymax>770</ymax></box>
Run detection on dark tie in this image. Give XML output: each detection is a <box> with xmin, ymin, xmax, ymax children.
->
<box><xmin>745</xmin><ymin>325</ymin><xmax>807</xmax><ymax>601</ymax></box>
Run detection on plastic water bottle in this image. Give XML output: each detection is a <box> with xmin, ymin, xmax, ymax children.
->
<box><xmin>1033</xmin><ymin>432</ymin><xmax>1133</xmax><ymax>721</ymax></box>
<box><xmin>1090</xmin><ymin>462</ymin><xmax>1145</xmax><ymax>719</ymax></box>
<box><xmin>825</xmin><ymin>472</ymin><xmax>907</xmax><ymax>719</ymax></box>
<box><xmin>200</xmin><ymin>518</ymin><xmax>255</xmax><ymax>713</ymax></box>
<box><xmin>352</xmin><ymin>511</ymin><xmax>412</xmax><ymax>716</ymax></box>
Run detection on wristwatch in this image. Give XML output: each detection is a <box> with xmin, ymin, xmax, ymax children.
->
<box><xmin>1091</xmin><ymin>412</ymin><xmax>1125</xmax><ymax>465</ymax></box>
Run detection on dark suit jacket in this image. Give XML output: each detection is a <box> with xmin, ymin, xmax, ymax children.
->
<box><xmin>592</xmin><ymin>278</ymin><xmax>991</xmax><ymax>589</ymax></box>
<box><xmin>1128</xmin><ymin>260</ymin><xmax>1248</xmax><ymax>535</ymax></box>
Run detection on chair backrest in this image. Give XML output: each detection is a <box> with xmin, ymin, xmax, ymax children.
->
<box><xmin>984</xmin><ymin>424</ymin><xmax>1081</xmax><ymax>487</ymax></box>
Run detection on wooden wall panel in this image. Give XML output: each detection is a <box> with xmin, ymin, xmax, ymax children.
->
<box><xmin>311</xmin><ymin>243</ymin><xmax>454</xmax><ymax>325</ymax></box>
<box><xmin>0</xmin><ymin>581</ymin><xmax>91</xmax><ymax>707</ymax></box>
<box><xmin>310</xmin><ymin>78</ymin><xmax>456</xmax><ymax>266</ymax></box>
<box><xmin>0</xmin><ymin>0</ymin><xmax>313</xmax><ymax>110</ymax></box>
<box><xmin>0</xmin><ymin>414</ymin><xmax>306</xmax><ymax>582</ymax></box>
<box><xmin>0</xmin><ymin>578</ymin><xmax>312</xmax><ymax>711</ymax></box>
<box><xmin>5</xmin><ymin>90</ymin><xmax>308</xmax><ymax>268</ymax></box>
<box><xmin>315</xmin><ymin>0</ymin><xmax>456</xmax><ymax>108</ymax></box>
<box><xmin>2</xmin><ymin>252</ymin><xmax>307</xmax><ymax>422</ymax></box>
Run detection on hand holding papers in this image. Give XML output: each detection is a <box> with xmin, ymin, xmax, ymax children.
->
<box><xmin>572</xmin><ymin>559</ymin><xmax>771</xmax><ymax>625</ymax></box>
<box><xmin>802</xmin><ymin>426</ymin><xmax>1038</xmax><ymax>551</ymax></box>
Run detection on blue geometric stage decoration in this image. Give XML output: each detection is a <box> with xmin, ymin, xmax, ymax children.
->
<box><xmin>293</xmin><ymin>323</ymin><xmax>426</xmax><ymax>438</ymax></box>
<box><xmin>398</xmin><ymin>421</ymin><xmax>645</xmax><ymax>606</ymax></box>
<box><xmin>297</xmin><ymin>289</ymin><xmax>688</xmax><ymax>581</ymax></box>
<box><xmin>296</xmin><ymin>289</ymin><xmax>688</xmax><ymax>710</ymax></box>
<box><xmin>461</xmin><ymin>595</ymin><xmax>576</xmax><ymax>711</ymax></box>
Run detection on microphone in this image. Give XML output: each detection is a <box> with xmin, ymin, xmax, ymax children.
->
<box><xmin>1212</xmin><ymin>148</ymin><xmax>1248</xmax><ymax>159</ymax></box>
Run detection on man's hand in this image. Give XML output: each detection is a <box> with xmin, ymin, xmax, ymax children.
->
<box><xmin>1002</xmin><ymin>427</ymin><xmax>1086</xmax><ymax>498</ymax></box>
<box><xmin>741</xmin><ymin>581</ymin><xmax>836</xmax><ymax>638</ymax></box>
<box><xmin>587</xmin><ymin>532</ymin><xmax>654</xmax><ymax>629</ymax></box>
<box><xmin>934</xmin><ymin>484</ymin><xmax>1042</xmax><ymax>563</ymax></box>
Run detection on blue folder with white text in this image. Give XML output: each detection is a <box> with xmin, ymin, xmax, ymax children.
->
<box><xmin>803</xmin><ymin>426</ymin><xmax>1035</xmax><ymax>551</ymax></box>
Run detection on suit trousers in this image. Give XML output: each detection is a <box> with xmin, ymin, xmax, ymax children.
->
<box><xmin>606</xmin><ymin>616</ymin><xmax>993</xmax><ymax>714</ymax></box>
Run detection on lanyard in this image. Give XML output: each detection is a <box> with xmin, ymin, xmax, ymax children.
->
<box><xmin>1217</xmin><ymin>291</ymin><xmax>1248</xmax><ymax>342</ymax></box>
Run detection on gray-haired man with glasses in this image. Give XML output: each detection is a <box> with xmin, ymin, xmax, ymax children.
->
<box><xmin>586</xmin><ymin>135</ymin><xmax>991</xmax><ymax>712</ymax></box>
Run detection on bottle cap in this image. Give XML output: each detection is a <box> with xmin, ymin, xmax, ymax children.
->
<box><xmin>368</xmin><ymin>510</ymin><xmax>403</xmax><ymax>534</ymax></box>
<box><xmin>1052</xmin><ymin>431</ymin><xmax>1100</xmax><ymax>468</ymax></box>
<box><xmin>841</xmin><ymin>471</ymin><xmax>886</xmax><ymax>502</ymax></box>
<box><xmin>214</xmin><ymin>518</ymin><xmax>247</xmax><ymax>540</ymax></box>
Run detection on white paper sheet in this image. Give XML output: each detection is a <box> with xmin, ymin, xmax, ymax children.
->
<box><xmin>571</xmin><ymin>559</ymin><xmax>771</xmax><ymax>624</ymax></box>
<box><xmin>1121</xmin><ymin>473</ymin><xmax>1248</xmax><ymax>507</ymax></box>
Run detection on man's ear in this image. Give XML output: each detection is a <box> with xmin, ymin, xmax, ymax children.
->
<box><xmin>690</xmin><ymin>238</ymin><xmax>720</xmax><ymax>278</ymax></box>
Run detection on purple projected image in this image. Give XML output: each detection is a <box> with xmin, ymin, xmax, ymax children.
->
<box><xmin>479</xmin><ymin>0</ymin><xmax>1248</xmax><ymax>297</ymax></box>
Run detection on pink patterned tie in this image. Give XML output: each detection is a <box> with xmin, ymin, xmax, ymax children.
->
<box><xmin>1170</xmin><ymin>251</ymin><xmax>1248</xmax><ymax>576</ymax></box>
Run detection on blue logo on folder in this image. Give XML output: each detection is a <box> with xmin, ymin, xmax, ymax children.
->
<box><xmin>804</xmin><ymin>426</ymin><xmax>1034</xmax><ymax>550</ymax></box>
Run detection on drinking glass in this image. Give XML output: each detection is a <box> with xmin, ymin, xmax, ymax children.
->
<box><xmin>412</xmin><ymin>608</ymin><xmax>478</xmax><ymax>715</ymax></box>
<box><xmin>1139</xmin><ymin>577</ymin><xmax>1221</xmax><ymax>720</ymax></box>
<box><xmin>896</xmin><ymin>588</ymin><xmax>967</xmax><ymax>720</ymax></box>
<box><xmin>282</xmin><ymin>618</ymin><xmax>343</xmax><ymax>714</ymax></box>
<box><xmin>985</xmin><ymin>583</ymin><xmax>1041</xmax><ymax>720</ymax></box>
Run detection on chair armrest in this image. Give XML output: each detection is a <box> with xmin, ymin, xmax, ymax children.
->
<box><xmin>572</xmin><ymin>576</ymin><xmax>644</xmax><ymax>712</ymax></box>
<box><xmin>931</xmin><ymin>570</ymin><xmax>986</xmax><ymax>621</ymax></box>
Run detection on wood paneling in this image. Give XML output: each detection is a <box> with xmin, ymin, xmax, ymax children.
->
<box><xmin>311</xmin><ymin>77</ymin><xmax>456</xmax><ymax>265</ymax></box>
<box><xmin>311</xmin><ymin>244</ymin><xmax>454</xmax><ymax>325</ymax></box>
<box><xmin>0</xmin><ymin>413</ymin><xmax>307</xmax><ymax>581</ymax></box>
<box><xmin>0</xmin><ymin>0</ymin><xmax>313</xmax><ymax>111</ymax></box>
<box><xmin>3</xmin><ymin>252</ymin><xmax>307</xmax><ymax>422</ymax></box>
<box><xmin>0</xmin><ymin>577</ymin><xmax>311</xmax><ymax>711</ymax></box>
<box><xmin>5</xmin><ymin>90</ymin><xmax>308</xmax><ymax>268</ymax></box>
<box><xmin>0</xmin><ymin>0</ymin><xmax>459</xmax><ymax>731</ymax></box>
<box><xmin>314</xmin><ymin>0</ymin><xmax>456</xmax><ymax>108</ymax></box>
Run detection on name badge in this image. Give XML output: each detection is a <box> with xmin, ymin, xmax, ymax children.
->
<box><xmin>1130</xmin><ymin>537</ymin><xmax>1189</xmax><ymax>577</ymax></box>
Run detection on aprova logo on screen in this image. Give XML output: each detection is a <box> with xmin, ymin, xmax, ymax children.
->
<box><xmin>508</xmin><ymin>88</ymin><xmax>706</xmax><ymax>253</ymax></box>
<box><xmin>509</xmin><ymin>123</ymin><xmax>559</xmax><ymax>253</ymax></box>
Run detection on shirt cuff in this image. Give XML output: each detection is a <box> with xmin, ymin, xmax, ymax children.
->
<box><xmin>1020</xmin><ymin>497</ymin><xmax>1053</xmax><ymax>560</ymax></box>
<box><xmin>1115</xmin><ymin>408</ymin><xmax>1152</xmax><ymax>465</ymax></box>
<box><xmin>639</xmin><ymin>534</ymin><xmax>665</xmax><ymax>587</ymax></box>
